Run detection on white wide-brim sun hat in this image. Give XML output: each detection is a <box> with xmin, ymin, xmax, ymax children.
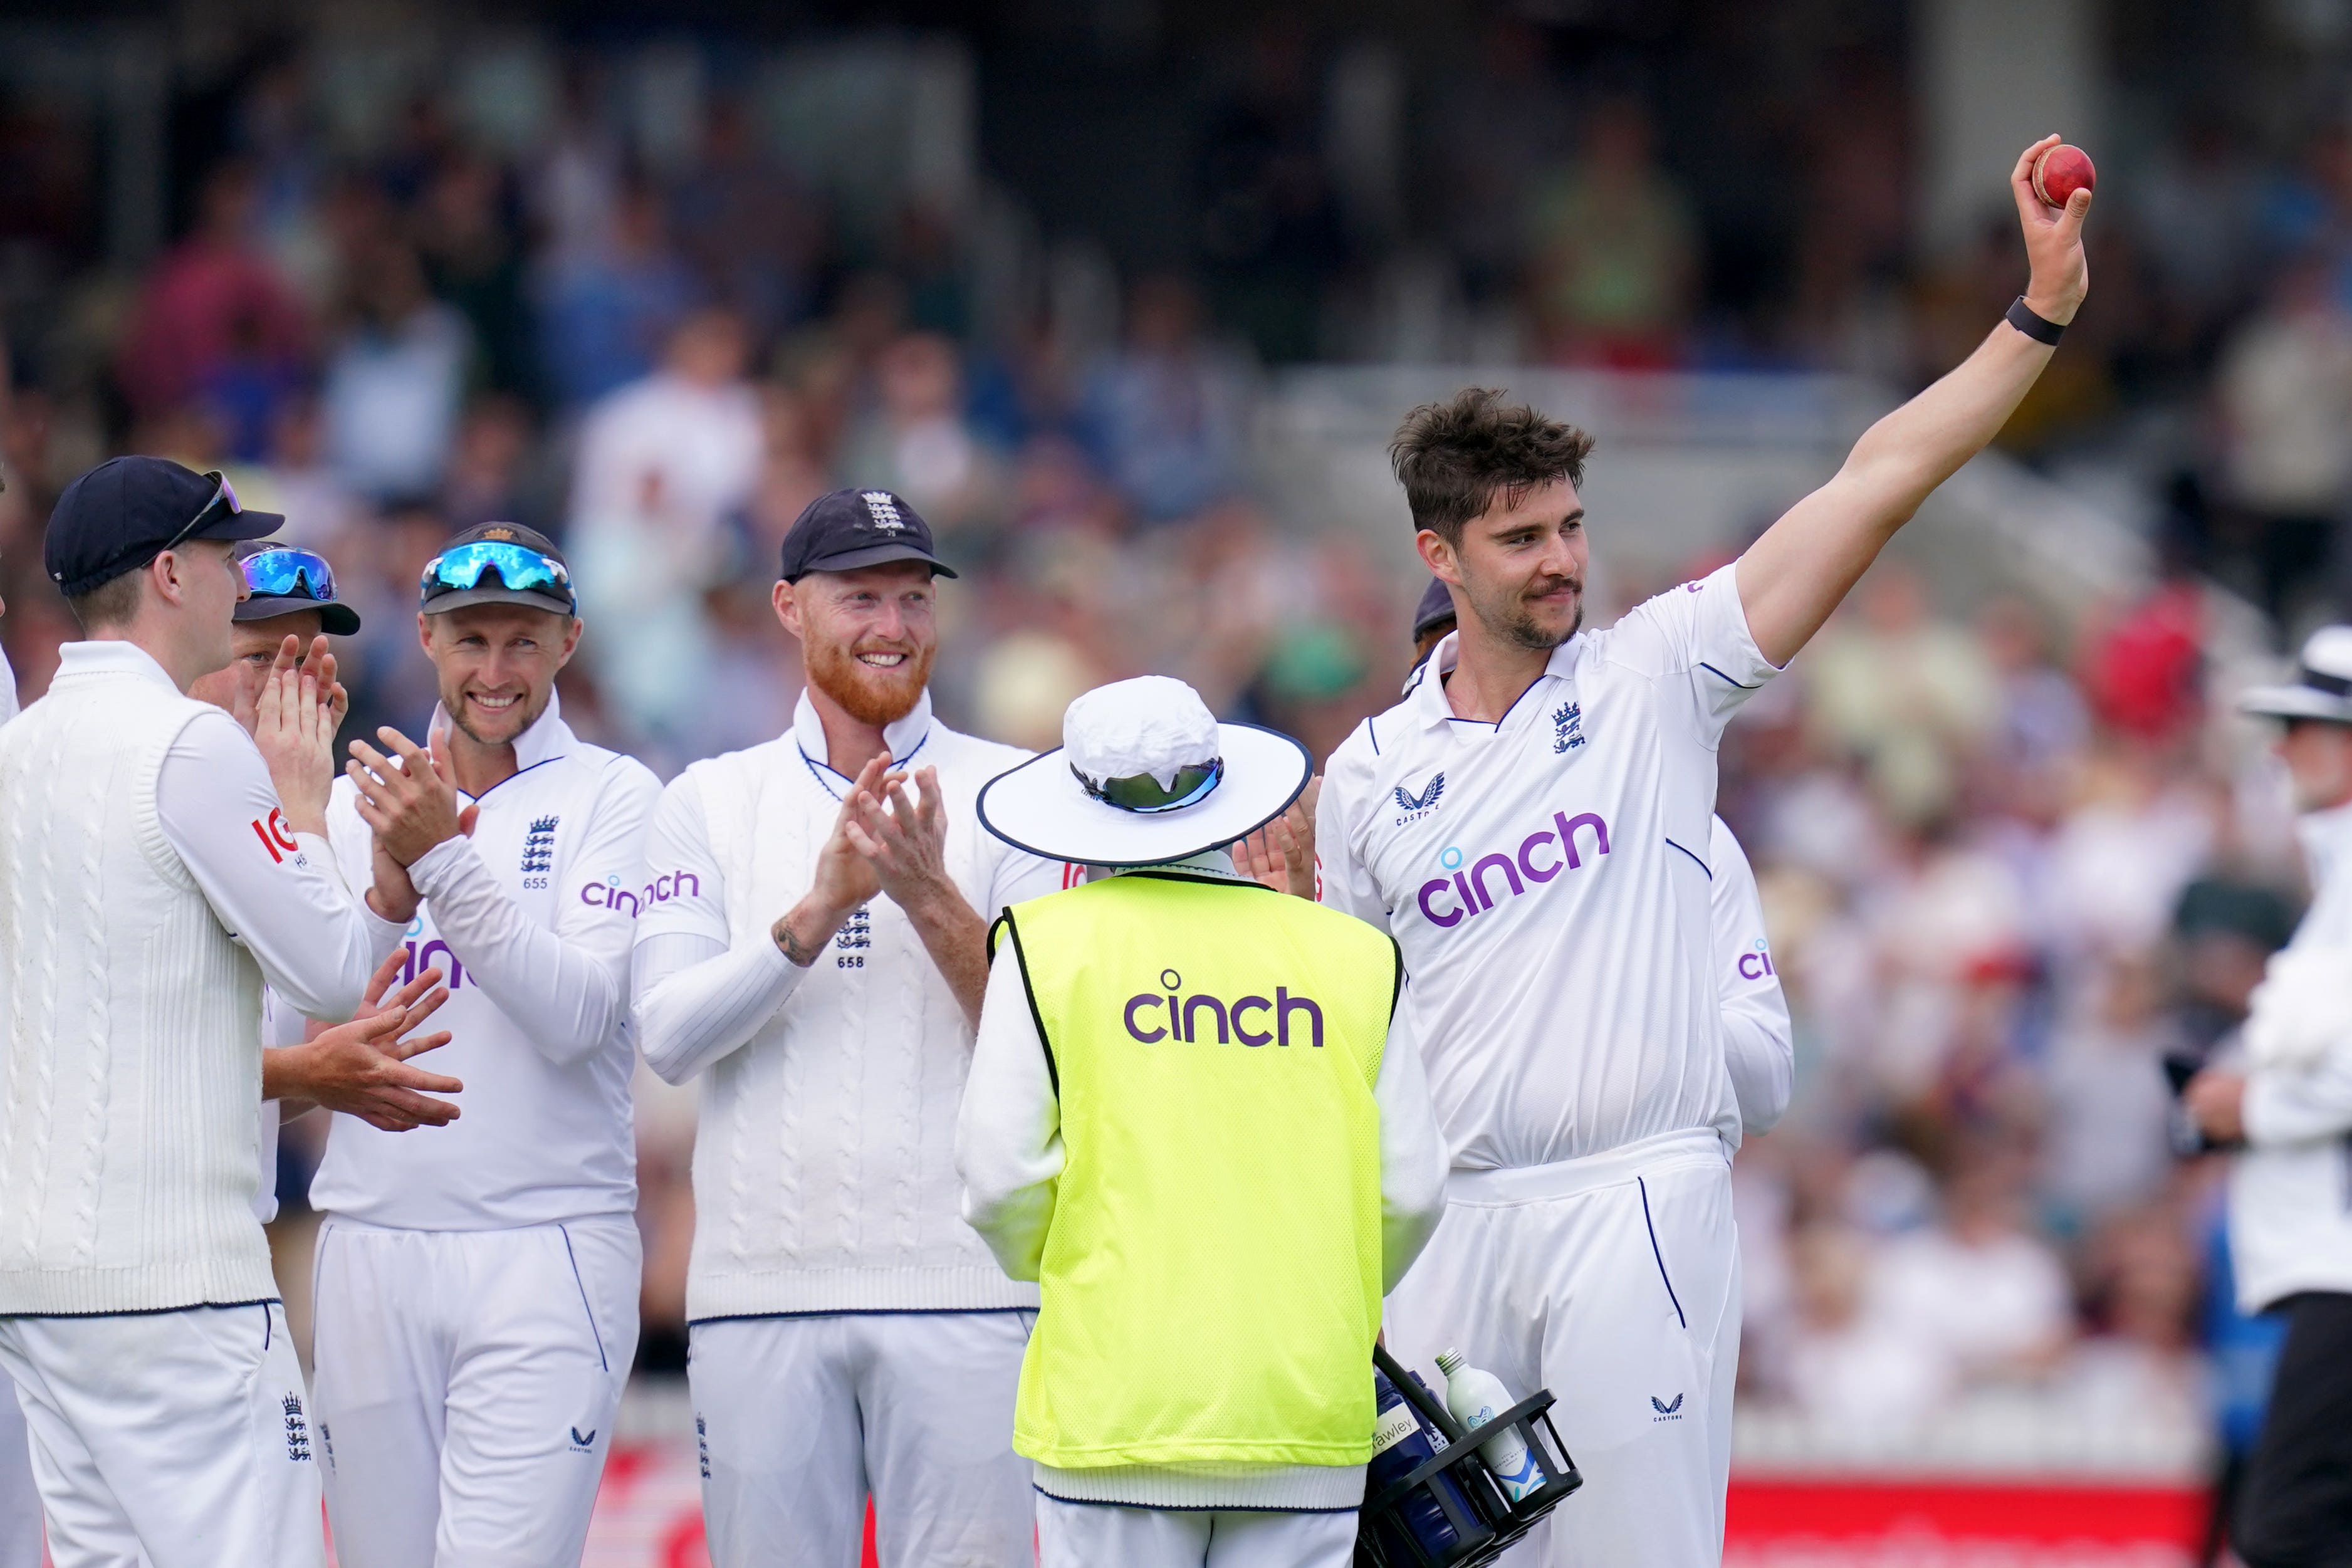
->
<box><xmin>977</xmin><ymin>675</ymin><xmax>1312</xmax><ymax>867</ymax></box>
<box><xmin>2242</xmin><ymin>625</ymin><xmax>2352</xmax><ymax>724</ymax></box>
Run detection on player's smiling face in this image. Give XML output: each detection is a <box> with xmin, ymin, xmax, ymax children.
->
<box><xmin>420</xmin><ymin>603</ymin><xmax>580</xmax><ymax>747</ymax></box>
<box><xmin>776</xmin><ymin>560</ymin><xmax>939</xmax><ymax>728</ymax></box>
<box><xmin>1431</xmin><ymin>476</ymin><xmax>1588</xmax><ymax>653</ymax></box>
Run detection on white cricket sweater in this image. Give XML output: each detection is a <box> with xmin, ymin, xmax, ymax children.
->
<box><xmin>632</xmin><ymin>691</ymin><xmax>1065</xmax><ymax>1319</ymax></box>
<box><xmin>0</xmin><ymin>653</ymin><xmax>276</xmax><ymax>1312</ymax></box>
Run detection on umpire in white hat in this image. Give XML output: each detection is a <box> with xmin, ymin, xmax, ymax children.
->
<box><xmin>2192</xmin><ymin>625</ymin><xmax>2352</xmax><ymax>1567</ymax></box>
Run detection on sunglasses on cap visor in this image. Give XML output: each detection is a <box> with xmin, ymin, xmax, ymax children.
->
<box><xmin>419</xmin><ymin>541</ymin><xmax>575</xmax><ymax>609</ymax></box>
<box><xmin>1072</xmin><ymin>757</ymin><xmax>1224</xmax><ymax>814</ymax></box>
<box><xmin>161</xmin><ymin>471</ymin><xmax>243</xmax><ymax>555</ymax></box>
<box><xmin>240</xmin><ymin>546</ymin><xmax>338</xmax><ymax>603</ymax></box>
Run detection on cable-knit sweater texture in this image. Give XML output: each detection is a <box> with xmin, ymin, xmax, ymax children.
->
<box><xmin>680</xmin><ymin>729</ymin><xmax>1047</xmax><ymax>1320</ymax></box>
<box><xmin>0</xmin><ymin>662</ymin><xmax>273</xmax><ymax>1313</ymax></box>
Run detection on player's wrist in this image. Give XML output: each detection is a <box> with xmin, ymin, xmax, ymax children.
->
<box><xmin>775</xmin><ymin>896</ymin><xmax>851</xmax><ymax>966</ymax></box>
<box><xmin>2020</xmin><ymin>288</ymin><xmax>2079</xmax><ymax>328</ymax></box>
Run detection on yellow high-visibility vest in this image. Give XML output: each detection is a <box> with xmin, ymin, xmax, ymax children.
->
<box><xmin>993</xmin><ymin>869</ymin><xmax>1399</xmax><ymax>1470</ymax></box>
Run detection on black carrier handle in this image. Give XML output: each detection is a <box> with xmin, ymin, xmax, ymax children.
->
<box><xmin>1358</xmin><ymin>1346</ymin><xmax>1584</xmax><ymax>1568</ymax></box>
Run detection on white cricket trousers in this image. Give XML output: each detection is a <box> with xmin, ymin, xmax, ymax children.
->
<box><xmin>1384</xmin><ymin>1129</ymin><xmax>1739</xmax><ymax>1568</ymax></box>
<box><xmin>1036</xmin><ymin>1495</ymin><xmax>1357</xmax><ymax>1567</ymax></box>
<box><xmin>690</xmin><ymin>1310</ymin><xmax>1034</xmax><ymax>1568</ymax></box>
<box><xmin>0</xmin><ymin>1386</ymin><xmax>42</xmax><ymax>1568</ymax></box>
<box><xmin>309</xmin><ymin>1215</ymin><xmax>640</xmax><ymax>1568</ymax></box>
<box><xmin>0</xmin><ymin>1302</ymin><xmax>323</xmax><ymax>1568</ymax></box>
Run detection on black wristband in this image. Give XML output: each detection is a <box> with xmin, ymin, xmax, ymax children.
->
<box><xmin>2005</xmin><ymin>296</ymin><xmax>2065</xmax><ymax>347</ymax></box>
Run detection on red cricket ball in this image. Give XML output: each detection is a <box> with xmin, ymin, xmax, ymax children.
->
<box><xmin>2031</xmin><ymin>144</ymin><xmax>2095</xmax><ymax>208</ymax></box>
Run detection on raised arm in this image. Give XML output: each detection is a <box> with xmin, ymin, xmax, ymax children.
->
<box><xmin>1736</xmin><ymin>135</ymin><xmax>2093</xmax><ymax>666</ymax></box>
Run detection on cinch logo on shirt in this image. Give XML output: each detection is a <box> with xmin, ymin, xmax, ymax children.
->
<box><xmin>582</xmin><ymin>870</ymin><xmax>701</xmax><ymax>919</ymax></box>
<box><xmin>1416</xmin><ymin>810</ymin><xmax>1611</xmax><ymax>929</ymax></box>
<box><xmin>398</xmin><ymin>921</ymin><xmax>468</xmax><ymax>991</ymax></box>
<box><xmin>1736</xmin><ymin>941</ymin><xmax>1775</xmax><ymax>981</ymax></box>
<box><xmin>1122</xmin><ymin>969</ymin><xmax>1325</xmax><ymax>1048</ymax></box>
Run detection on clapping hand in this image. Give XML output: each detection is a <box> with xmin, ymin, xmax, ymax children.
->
<box><xmin>1236</xmin><ymin>776</ymin><xmax>1321</xmax><ymax>899</ymax></box>
<box><xmin>347</xmin><ymin>728</ymin><xmax>479</xmax><ymax>868</ymax></box>
<box><xmin>271</xmin><ymin>949</ymin><xmax>463</xmax><ymax>1132</ymax></box>
<box><xmin>846</xmin><ymin>765</ymin><xmax>956</xmax><ymax>916</ymax></box>
<box><xmin>254</xmin><ymin>642</ymin><xmax>339</xmax><ymax>837</ymax></box>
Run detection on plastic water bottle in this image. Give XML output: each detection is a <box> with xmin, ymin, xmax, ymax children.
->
<box><xmin>1367</xmin><ymin>1366</ymin><xmax>1461</xmax><ymax>1557</ymax></box>
<box><xmin>1436</xmin><ymin>1348</ymin><xmax>1542</xmax><ymax>1502</ymax></box>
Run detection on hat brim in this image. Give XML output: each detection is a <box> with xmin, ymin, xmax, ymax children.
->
<box><xmin>978</xmin><ymin>723</ymin><xmax>1312</xmax><ymax>867</ymax></box>
<box><xmin>786</xmin><ymin>542</ymin><xmax>958</xmax><ymax>582</ymax></box>
<box><xmin>236</xmin><ymin>593</ymin><xmax>361</xmax><ymax>635</ymax></box>
<box><xmin>422</xmin><ymin>586</ymin><xmax>577</xmax><ymax>616</ymax></box>
<box><xmin>194</xmin><ymin>508</ymin><xmax>286</xmax><ymax>544</ymax></box>
<box><xmin>2241</xmin><ymin>683</ymin><xmax>2352</xmax><ymax>723</ymax></box>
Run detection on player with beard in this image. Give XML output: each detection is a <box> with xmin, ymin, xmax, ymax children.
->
<box><xmin>632</xmin><ymin>488</ymin><xmax>1065</xmax><ymax>1568</ymax></box>
<box><xmin>1318</xmin><ymin>139</ymin><xmax>2088</xmax><ymax>1567</ymax></box>
<box><xmin>301</xmin><ymin>521</ymin><xmax>660</xmax><ymax>1568</ymax></box>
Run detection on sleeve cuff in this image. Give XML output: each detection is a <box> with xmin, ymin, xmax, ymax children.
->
<box><xmin>409</xmin><ymin>835</ymin><xmax>481</xmax><ymax>901</ymax></box>
<box><xmin>2242</xmin><ymin>1074</ymin><xmax>2297</xmax><ymax>1147</ymax></box>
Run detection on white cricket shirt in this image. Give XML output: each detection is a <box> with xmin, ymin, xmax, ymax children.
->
<box><xmin>1318</xmin><ymin>563</ymin><xmax>1781</xmax><ymax>1170</ymax></box>
<box><xmin>310</xmin><ymin>694</ymin><xmax>661</xmax><ymax>1230</ymax></box>
<box><xmin>1710</xmin><ymin>814</ymin><xmax>1793</xmax><ymax>1139</ymax></box>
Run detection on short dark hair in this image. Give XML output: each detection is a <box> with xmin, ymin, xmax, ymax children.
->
<box><xmin>65</xmin><ymin>567</ymin><xmax>144</xmax><ymax>632</ymax></box>
<box><xmin>1389</xmin><ymin>388</ymin><xmax>1596</xmax><ymax>545</ymax></box>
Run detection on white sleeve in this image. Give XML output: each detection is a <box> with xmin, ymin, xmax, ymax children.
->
<box><xmin>2245</xmin><ymin>1048</ymin><xmax>2352</xmax><ymax>1145</ymax></box>
<box><xmin>1315</xmin><ymin>730</ymin><xmax>1391</xmax><ymax>925</ymax></box>
<box><xmin>1604</xmin><ymin>563</ymin><xmax>1785</xmax><ymax>745</ymax></box>
<box><xmin>629</xmin><ymin>773</ymin><xmax>808</xmax><ymax>1083</ymax></box>
<box><xmin>1711</xmin><ymin>817</ymin><xmax>1794</xmax><ymax>1136</ymax></box>
<box><xmin>956</xmin><ymin>928</ymin><xmax>1062</xmax><ymax>1283</ymax></box>
<box><xmin>985</xmin><ymin>839</ymin><xmax>1075</xmax><ymax>924</ymax></box>
<box><xmin>155</xmin><ymin>709</ymin><xmax>406</xmax><ymax>1023</ymax></box>
<box><xmin>1375</xmin><ymin>984</ymin><xmax>1448</xmax><ymax>1292</ymax></box>
<box><xmin>404</xmin><ymin>760</ymin><xmax>660</xmax><ymax>1066</ymax></box>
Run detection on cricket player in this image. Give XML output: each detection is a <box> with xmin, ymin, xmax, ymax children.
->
<box><xmin>1319</xmin><ymin>138</ymin><xmax>2089</xmax><ymax>1565</ymax></box>
<box><xmin>0</xmin><ymin>577</ymin><xmax>32</xmax><ymax>1568</ymax></box>
<box><xmin>306</xmin><ymin>521</ymin><xmax>660</xmax><ymax>1567</ymax></box>
<box><xmin>1408</xmin><ymin>580</ymin><xmax>1794</xmax><ymax>1139</ymax></box>
<box><xmin>960</xmin><ymin>674</ymin><xmax>1448</xmax><ymax>1567</ymax></box>
<box><xmin>631</xmin><ymin>488</ymin><xmax>1066</xmax><ymax>1567</ymax></box>
<box><xmin>0</xmin><ymin>457</ymin><xmax>410</xmax><ymax>1567</ymax></box>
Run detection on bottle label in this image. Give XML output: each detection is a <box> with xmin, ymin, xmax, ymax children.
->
<box><xmin>1371</xmin><ymin>1403</ymin><xmax>1423</xmax><ymax>1458</ymax></box>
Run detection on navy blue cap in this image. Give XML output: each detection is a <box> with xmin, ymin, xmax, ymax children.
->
<box><xmin>778</xmin><ymin>488</ymin><xmax>958</xmax><ymax>583</ymax></box>
<box><xmin>45</xmin><ymin>457</ymin><xmax>282</xmax><ymax>598</ymax></box>
<box><xmin>1411</xmin><ymin>578</ymin><xmax>1457</xmax><ymax>644</ymax></box>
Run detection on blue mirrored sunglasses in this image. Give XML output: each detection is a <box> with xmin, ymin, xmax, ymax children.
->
<box><xmin>419</xmin><ymin>541</ymin><xmax>575</xmax><ymax>610</ymax></box>
<box><xmin>1072</xmin><ymin>757</ymin><xmax>1224</xmax><ymax>814</ymax></box>
<box><xmin>240</xmin><ymin>547</ymin><xmax>338</xmax><ymax>603</ymax></box>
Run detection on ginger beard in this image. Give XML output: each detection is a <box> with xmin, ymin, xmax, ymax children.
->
<box><xmin>805</xmin><ymin>632</ymin><xmax>936</xmax><ymax>727</ymax></box>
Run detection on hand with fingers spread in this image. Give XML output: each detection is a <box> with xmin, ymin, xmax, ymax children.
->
<box><xmin>264</xmin><ymin>949</ymin><xmax>464</xmax><ymax>1132</ymax></box>
<box><xmin>770</xmin><ymin>755</ymin><xmax>889</xmax><ymax>966</ymax></box>
<box><xmin>1236</xmin><ymin>776</ymin><xmax>1321</xmax><ymax>899</ymax></box>
<box><xmin>347</xmin><ymin>726</ymin><xmax>479</xmax><ymax>867</ymax></box>
<box><xmin>2010</xmin><ymin>132</ymin><xmax>2093</xmax><ymax>326</ymax></box>
<box><xmin>845</xmin><ymin>765</ymin><xmax>959</xmax><ymax>917</ymax></box>
<box><xmin>255</xmin><ymin>650</ymin><xmax>338</xmax><ymax>837</ymax></box>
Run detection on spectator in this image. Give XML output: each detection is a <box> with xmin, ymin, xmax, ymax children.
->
<box><xmin>1524</xmin><ymin>97</ymin><xmax>1700</xmax><ymax>367</ymax></box>
<box><xmin>2043</xmin><ymin>951</ymin><xmax>2182</xmax><ymax>1225</ymax></box>
<box><xmin>1079</xmin><ymin>274</ymin><xmax>1252</xmax><ymax>523</ymax></box>
<box><xmin>536</xmin><ymin>179</ymin><xmax>698</xmax><ymax>407</ymax></box>
<box><xmin>1867</xmin><ymin>1151</ymin><xmax>2075</xmax><ymax>1388</ymax></box>
<box><xmin>321</xmin><ymin>239</ymin><xmax>473</xmax><ymax>501</ymax></box>
<box><xmin>116</xmin><ymin>162</ymin><xmax>311</xmax><ymax>422</ymax></box>
<box><xmin>836</xmin><ymin>333</ymin><xmax>999</xmax><ymax>537</ymax></box>
<box><xmin>2214</xmin><ymin>253</ymin><xmax>2352</xmax><ymax>630</ymax></box>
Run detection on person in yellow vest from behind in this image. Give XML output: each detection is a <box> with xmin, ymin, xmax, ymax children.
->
<box><xmin>959</xmin><ymin>674</ymin><xmax>1450</xmax><ymax>1568</ymax></box>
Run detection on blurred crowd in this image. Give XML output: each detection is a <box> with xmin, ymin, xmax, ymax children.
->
<box><xmin>1</xmin><ymin>10</ymin><xmax>2349</xmax><ymax>1478</ymax></box>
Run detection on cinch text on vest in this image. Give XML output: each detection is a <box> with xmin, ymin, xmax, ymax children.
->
<box><xmin>1122</xmin><ymin>970</ymin><xmax>1325</xmax><ymax>1048</ymax></box>
<box><xmin>1417</xmin><ymin>810</ymin><xmax>1611</xmax><ymax>929</ymax></box>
